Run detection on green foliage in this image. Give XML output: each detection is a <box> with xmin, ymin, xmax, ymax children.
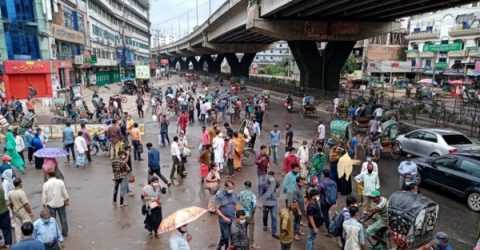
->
<box><xmin>341</xmin><ymin>55</ymin><xmax>358</xmax><ymax>75</ymax></box>
<box><xmin>258</xmin><ymin>63</ymin><xmax>288</xmax><ymax>77</ymax></box>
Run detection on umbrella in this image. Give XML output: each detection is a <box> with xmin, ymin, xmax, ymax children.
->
<box><xmin>34</xmin><ymin>148</ymin><xmax>68</xmax><ymax>158</ymax></box>
<box><xmin>157</xmin><ymin>206</ymin><xmax>207</xmax><ymax>234</ymax></box>
<box><xmin>418</xmin><ymin>79</ymin><xmax>438</xmax><ymax>86</ymax></box>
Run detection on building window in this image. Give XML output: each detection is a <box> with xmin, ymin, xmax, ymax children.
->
<box><xmin>426</xmin><ymin>26</ymin><xmax>433</xmax><ymax>32</ymax></box>
<box><xmin>411</xmin><ymin>59</ymin><xmax>416</xmax><ymax>67</ymax></box>
<box><xmin>438</xmin><ymin>58</ymin><xmax>447</xmax><ymax>63</ymax></box>
<box><xmin>425</xmin><ymin>59</ymin><xmax>432</xmax><ymax>67</ymax></box>
<box><xmin>413</xmin><ymin>27</ymin><xmax>421</xmax><ymax>33</ymax></box>
<box><xmin>64</xmin><ymin>8</ymin><xmax>73</xmax><ymax>29</ymax></box>
<box><xmin>410</xmin><ymin>42</ymin><xmax>419</xmax><ymax>50</ymax></box>
<box><xmin>441</xmin><ymin>40</ymin><xmax>449</xmax><ymax>44</ymax></box>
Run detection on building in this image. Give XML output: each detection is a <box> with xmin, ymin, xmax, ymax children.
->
<box><xmin>253</xmin><ymin>41</ymin><xmax>290</xmax><ymax>65</ymax></box>
<box><xmin>406</xmin><ymin>2</ymin><xmax>480</xmax><ymax>83</ymax></box>
<box><xmin>86</xmin><ymin>0</ymin><xmax>151</xmax><ymax>86</ymax></box>
<box><xmin>0</xmin><ymin>0</ymin><xmax>54</xmax><ymax>99</ymax></box>
<box><xmin>357</xmin><ymin>32</ymin><xmax>410</xmax><ymax>83</ymax></box>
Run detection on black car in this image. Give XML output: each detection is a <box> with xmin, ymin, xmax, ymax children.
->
<box><xmin>414</xmin><ymin>153</ymin><xmax>480</xmax><ymax>212</ymax></box>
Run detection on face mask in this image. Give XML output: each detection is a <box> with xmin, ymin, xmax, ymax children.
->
<box><xmin>292</xmin><ymin>171</ymin><xmax>298</xmax><ymax>175</ymax></box>
<box><xmin>239</xmin><ymin>219</ymin><xmax>246</xmax><ymax>224</ymax></box>
<box><xmin>42</xmin><ymin>219</ymin><xmax>50</xmax><ymax>224</ymax></box>
<box><xmin>227</xmin><ymin>189</ymin><xmax>234</xmax><ymax>194</ymax></box>
<box><xmin>178</xmin><ymin>227</ymin><xmax>187</xmax><ymax>234</ymax></box>
<box><xmin>152</xmin><ymin>183</ymin><xmax>160</xmax><ymax>188</ymax></box>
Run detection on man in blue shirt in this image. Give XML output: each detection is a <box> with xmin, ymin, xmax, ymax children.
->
<box><xmin>23</xmin><ymin>128</ymin><xmax>34</xmax><ymax>164</ymax></box>
<box><xmin>33</xmin><ymin>209</ymin><xmax>63</xmax><ymax>249</ymax></box>
<box><xmin>62</xmin><ymin>122</ymin><xmax>75</xmax><ymax>163</ymax></box>
<box><xmin>146</xmin><ymin>143</ymin><xmax>171</xmax><ymax>186</ymax></box>
<box><xmin>269</xmin><ymin>124</ymin><xmax>281</xmax><ymax>164</ymax></box>
<box><xmin>12</xmin><ymin>222</ymin><xmax>45</xmax><ymax>250</ymax></box>
<box><xmin>215</xmin><ymin>180</ymin><xmax>238</xmax><ymax>250</ymax></box>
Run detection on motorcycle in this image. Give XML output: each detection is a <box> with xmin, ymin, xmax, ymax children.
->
<box><xmin>91</xmin><ymin>133</ymin><xmax>110</xmax><ymax>156</ymax></box>
<box><xmin>284</xmin><ymin>96</ymin><xmax>294</xmax><ymax>113</ymax></box>
<box><xmin>121</xmin><ymin>80</ymin><xmax>137</xmax><ymax>95</ymax></box>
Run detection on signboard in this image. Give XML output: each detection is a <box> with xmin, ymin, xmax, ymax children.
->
<box><xmin>74</xmin><ymin>55</ymin><xmax>84</xmax><ymax>65</ymax></box>
<box><xmin>4</xmin><ymin>60</ymin><xmax>52</xmax><ymax>74</ymax></box>
<box><xmin>160</xmin><ymin>59</ymin><xmax>169</xmax><ymax>65</ymax></box>
<box><xmin>51</xmin><ymin>24</ymin><xmax>85</xmax><ymax>44</ymax></box>
<box><xmin>423</xmin><ymin>42</ymin><xmax>463</xmax><ymax>52</ymax></box>
<box><xmin>367</xmin><ymin>60</ymin><xmax>412</xmax><ymax>73</ymax></box>
<box><xmin>135</xmin><ymin>65</ymin><xmax>150</xmax><ymax>79</ymax></box>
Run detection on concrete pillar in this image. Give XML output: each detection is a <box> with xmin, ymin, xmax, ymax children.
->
<box><xmin>225</xmin><ymin>53</ymin><xmax>256</xmax><ymax>77</ymax></box>
<box><xmin>176</xmin><ymin>58</ymin><xmax>187</xmax><ymax>71</ymax></box>
<box><xmin>288</xmin><ymin>41</ymin><xmax>354</xmax><ymax>92</ymax></box>
<box><xmin>202</xmin><ymin>54</ymin><xmax>224</xmax><ymax>74</ymax></box>
<box><xmin>187</xmin><ymin>56</ymin><xmax>202</xmax><ymax>71</ymax></box>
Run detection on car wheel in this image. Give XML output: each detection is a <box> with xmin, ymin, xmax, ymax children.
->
<box><xmin>430</xmin><ymin>153</ymin><xmax>440</xmax><ymax>157</ymax></box>
<box><xmin>468</xmin><ymin>192</ymin><xmax>480</xmax><ymax>212</ymax></box>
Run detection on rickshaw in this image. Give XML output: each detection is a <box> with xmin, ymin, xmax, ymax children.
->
<box><xmin>302</xmin><ymin>96</ymin><xmax>316</xmax><ymax>117</ymax></box>
<box><xmin>330</xmin><ymin>119</ymin><xmax>352</xmax><ymax>143</ymax></box>
<box><xmin>363</xmin><ymin>119</ymin><xmax>402</xmax><ymax>160</ymax></box>
<box><xmin>388</xmin><ymin>191</ymin><xmax>439</xmax><ymax>249</ymax></box>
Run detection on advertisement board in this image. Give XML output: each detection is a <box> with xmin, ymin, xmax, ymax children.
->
<box><xmin>135</xmin><ymin>65</ymin><xmax>150</xmax><ymax>79</ymax></box>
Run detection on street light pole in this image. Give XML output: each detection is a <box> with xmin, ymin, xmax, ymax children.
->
<box><xmin>196</xmin><ymin>0</ymin><xmax>199</xmax><ymax>26</ymax></box>
<box><xmin>209</xmin><ymin>0</ymin><xmax>212</xmax><ymax>16</ymax></box>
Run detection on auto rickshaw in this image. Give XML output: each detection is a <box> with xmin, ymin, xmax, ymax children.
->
<box><xmin>302</xmin><ymin>96</ymin><xmax>316</xmax><ymax>117</ymax></box>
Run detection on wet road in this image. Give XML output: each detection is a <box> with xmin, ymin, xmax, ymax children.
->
<box><xmin>20</xmin><ymin>77</ymin><xmax>478</xmax><ymax>249</ymax></box>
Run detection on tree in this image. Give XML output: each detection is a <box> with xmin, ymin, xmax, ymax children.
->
<box><xmin>341</xmin><ymin>55</ymin><xmax>358</xmax><ymax>75</ymax></box>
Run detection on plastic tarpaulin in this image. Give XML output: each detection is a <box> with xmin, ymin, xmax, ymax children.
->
<box><xmin>387</xmin><ymin>191</ymin><xmax>439</xmax><ymax>249</ymax></box>
<box><xmin>330</xmin><ymin>119</ymin><xmax>351</xmax><ymax>142</ymax></box>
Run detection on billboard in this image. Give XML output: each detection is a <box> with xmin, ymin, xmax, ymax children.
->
<box><xmin>135</xmin><ymin>65</ymin><xmax>150</xmax><ymax>79</ymax></box>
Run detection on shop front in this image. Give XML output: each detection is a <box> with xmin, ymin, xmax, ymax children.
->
<box><xmin>95</xmin><ymin>68</ymin><xmax>121</xmax><ymax>86</ymax></box>
<box><xmin>3</xmin><ymin>60</ymin><xmax>53</xmax><ymax>99</ymax></box>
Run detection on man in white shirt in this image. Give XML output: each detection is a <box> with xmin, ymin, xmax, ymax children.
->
<box><xmin>373</xmin><ymin>107</ymin><xmax>383</xmax><ymax>120</ymax></box>
<box><xmin>361</xmin><ymin>157</ymin><xmax>378</xmax><ymax>173</ymax></box>
<box><xmin>213</xmin><ymin>133</ymin><xmax>225</xmax><ymax>170</ymax></box>
<box><xmin>42</xmin><ymin>172</ymin><xmax>70</xmax><ymax>237</ymax></box>
<box><xmin>297</xmin><ymin>140</ymin><xmax>309</xmax><ymax>177</ymax></box>
<box><xmin>170</xmin><ymin>136</ymin><xmax>184</xmax><ymax>182</ymax></box>
<box><xmin>74</xmin><ymin>131</ymin><xmax>88</xmax><ymax>167</ymax></box>
<box><xmin>355</xmin><ymin>164</ymin><xmax>380</xmax><ymax>209</ymax></box>
<box><xmin>317</xmin><ymin>122</ymin><xmax>325</xmax><ymax>144</ymax></box>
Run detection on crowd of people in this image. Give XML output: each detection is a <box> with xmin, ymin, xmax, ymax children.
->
<box><xmin>0</xmin><ymin>75</ymin><xmax>459</xmax><ymax>250</ymax></box>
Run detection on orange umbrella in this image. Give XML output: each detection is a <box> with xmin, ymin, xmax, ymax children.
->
<box><xmin>157</xmin><ymin>206</ymin><xmax>207</xmax><ymax>234</ymax></box>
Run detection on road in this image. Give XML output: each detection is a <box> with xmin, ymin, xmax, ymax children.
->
<box><xmin>18</xmin><ymin>76</ymin><xmax>478</xmax><ymax>249</ymax></box>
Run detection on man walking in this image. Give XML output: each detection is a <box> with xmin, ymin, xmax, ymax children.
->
<box><xmin>269</xmin><ymin>125</ymin><xmax>281</xmax><ymax>165</ymax></box>
<box><xmin>107</xmin><ymin>120</ymin><xmax>123</xmax><ymax>159</ymax></box>
<box><xmin>318</xmin><ymin>169</ymin><xmax>337</xmax><ymax>232</ymax></box>
<box><xmin>42</xmin><ymin>172</ymin><xmax>70</xmax><ymax>237</ymax></box>
<box><xmin>306</xmin><ymin>189</ymin><xmax>323</xmax><ymax>250</ymax></box>
<box><xmin>131</xmin><ymin>123</ymin><xmax>143</xmax><ymax>161</ymax></box>
<box><xmin>238</xmin><ymin>181</ymin><xmax>258</xmax><ymax>249</ymax></box>
<box><xmin>260</xmin><ymin>171</ymin><xmax>278</xmax><ymax>238</ymax></box>
<box><xmin>136</xmin><ymin>94</ymin><xmax>145</xmax><ymax>119</ymax></box>
<box><xmin>279</xmin><ymin>199</ymin><xmax>297</xmax><ymax>250</ymax></box>
<box><xmin>9</xmin><ymin>178</ymin><xmax>34</xmax><ymax>225</ymax></box>
<box><xmin>146</xmin><ymin>143</ymin><xmax>170</xmax><ymax>186</ymax></box>
<box><xmin>0</xmin><ymin>183</ymin><xmax>12</xmax><ymax>247</ymax></box>
<box><xmin>33</xmin><ymin>209</ymin><xmax>64</xmax><ymax>250</ymax></box>
<box><xmin>255</xmin><ymin>145</ymin><xmax>270</xmax><ymax>193</ymax></box>
<box><xmin>24</xmin><ymin>128</ymin><xmax>35</xmax><ymax>165</ymax></box>
<box><xmin>170</xmin><ymin>136</ymin><xmax>184</xmax><ymax>182</ymax></box>
<box><xmin>80</xmin><ymin>123</ymin><xmax>92</xmax><ymax>163</ymax></box>
<box><xmin>62</xmin><ymin>122</ymin><xmax>75</xmax><ymax>163</ymax></box>
<box><xmin>215</xmin><ymin>180</ymin><xmax>238</xmax><ymax>250</ymax></box>
<box><xmin>159</xmin><ymin>114</ymin><xmax>170</xmax><ymax>146</ymax></box>
<box><xmin>112</xmin><ymin>151</ymin><xmax>129</xmax><ymax>207</ymax></box>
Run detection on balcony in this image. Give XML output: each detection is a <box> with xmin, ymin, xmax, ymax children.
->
<box><xmin>406</xmin><ymin>31</ymin><xmax>440</xmax><ymax>40</ymax></box>
<box><xmin>406</xmin><ymin>49</ymin><xmax>419</xmax><ymax>58</ymax></box>
<box><xmin>449</xmin><ymin>26</ymin><xmax>480</xmax><ymax>37</ymax></box>
<box><xmin>435</xmin><ymin>62</ymin><xmax>448</xmax><ymax>70</ymax></box>
<box><xmin>448</xmin><ymin>50</ymin><xmax>467</xmax><ymax>58</ymax></box>
<box><xmin>467</xmin><ymin>47</ymin><xmax>480</xmax><ymax>57</ymax></box>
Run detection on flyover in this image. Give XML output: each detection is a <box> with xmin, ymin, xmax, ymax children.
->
<box><xmin>153</xmin><ymin>0</ymin><xmax>476</xmax><ymax>92</ymax></box>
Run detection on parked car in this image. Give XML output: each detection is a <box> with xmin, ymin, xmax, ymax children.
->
<box><xmin>414</xmin><ymin>153</ymin><xmax>480</xmax><ymax>212</ymax></box>
<box><xmin>395</xmin><ymin>129</ymin><xmax>480</xmax><ymax>158</ymax></box>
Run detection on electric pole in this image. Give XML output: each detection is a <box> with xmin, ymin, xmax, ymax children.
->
<box><xmin>196</xmin><ymin>0</ymin><xmax>199</xmax><ymax>26</ymax></box>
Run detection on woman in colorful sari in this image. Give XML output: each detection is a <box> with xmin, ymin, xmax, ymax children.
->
<box><xmin>5</xmin><ymin>129</ymin><xmax>24</xmax><ymax>174</ymax></box>
<box><xmin>233</xmin><ymin>132</ymin><xmax>246</xmax><ymax>171</ymax></box>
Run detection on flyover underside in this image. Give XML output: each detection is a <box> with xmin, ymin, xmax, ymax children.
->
<box><xmin>262</xmin><ymin>0</ymin><xmax>477</xmax><ymax>20</ymax></box>
<box><xmin>211</xmin><ymin>26</ymin><xmax>277</xmax><ymax>44</ymax></box>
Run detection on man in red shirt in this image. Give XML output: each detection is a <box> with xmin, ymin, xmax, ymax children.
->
<box><xmin>283</xmin><ymin>147</ymin><xmax>299</xmax><ymax>175</ymax></box>
<box><xmin>177</xmin><ymin>111</ymin><xmax>189</xmax><ymax>135</ymax></box>
<box><xmin>256</xmin><ymin>145</ymin><xmax>270</xmax><ymax>194</ymax></box>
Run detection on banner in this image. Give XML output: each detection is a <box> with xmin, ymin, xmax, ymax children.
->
<box><xmin>135</xmin><ymin>65</ymin><xmax>150</xmax><ymax>79</ymax></box>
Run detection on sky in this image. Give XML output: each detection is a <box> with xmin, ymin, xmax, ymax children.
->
<box><xmin>149</xmin><ymin>0</ymin><xmax>227</xmax><ymax>37</ymax></box>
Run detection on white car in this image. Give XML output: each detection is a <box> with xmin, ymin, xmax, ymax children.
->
<box><xmin>396</xmin><ymin>129</ymin><xmax>480</xmax><ymax>158</ymax></box>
